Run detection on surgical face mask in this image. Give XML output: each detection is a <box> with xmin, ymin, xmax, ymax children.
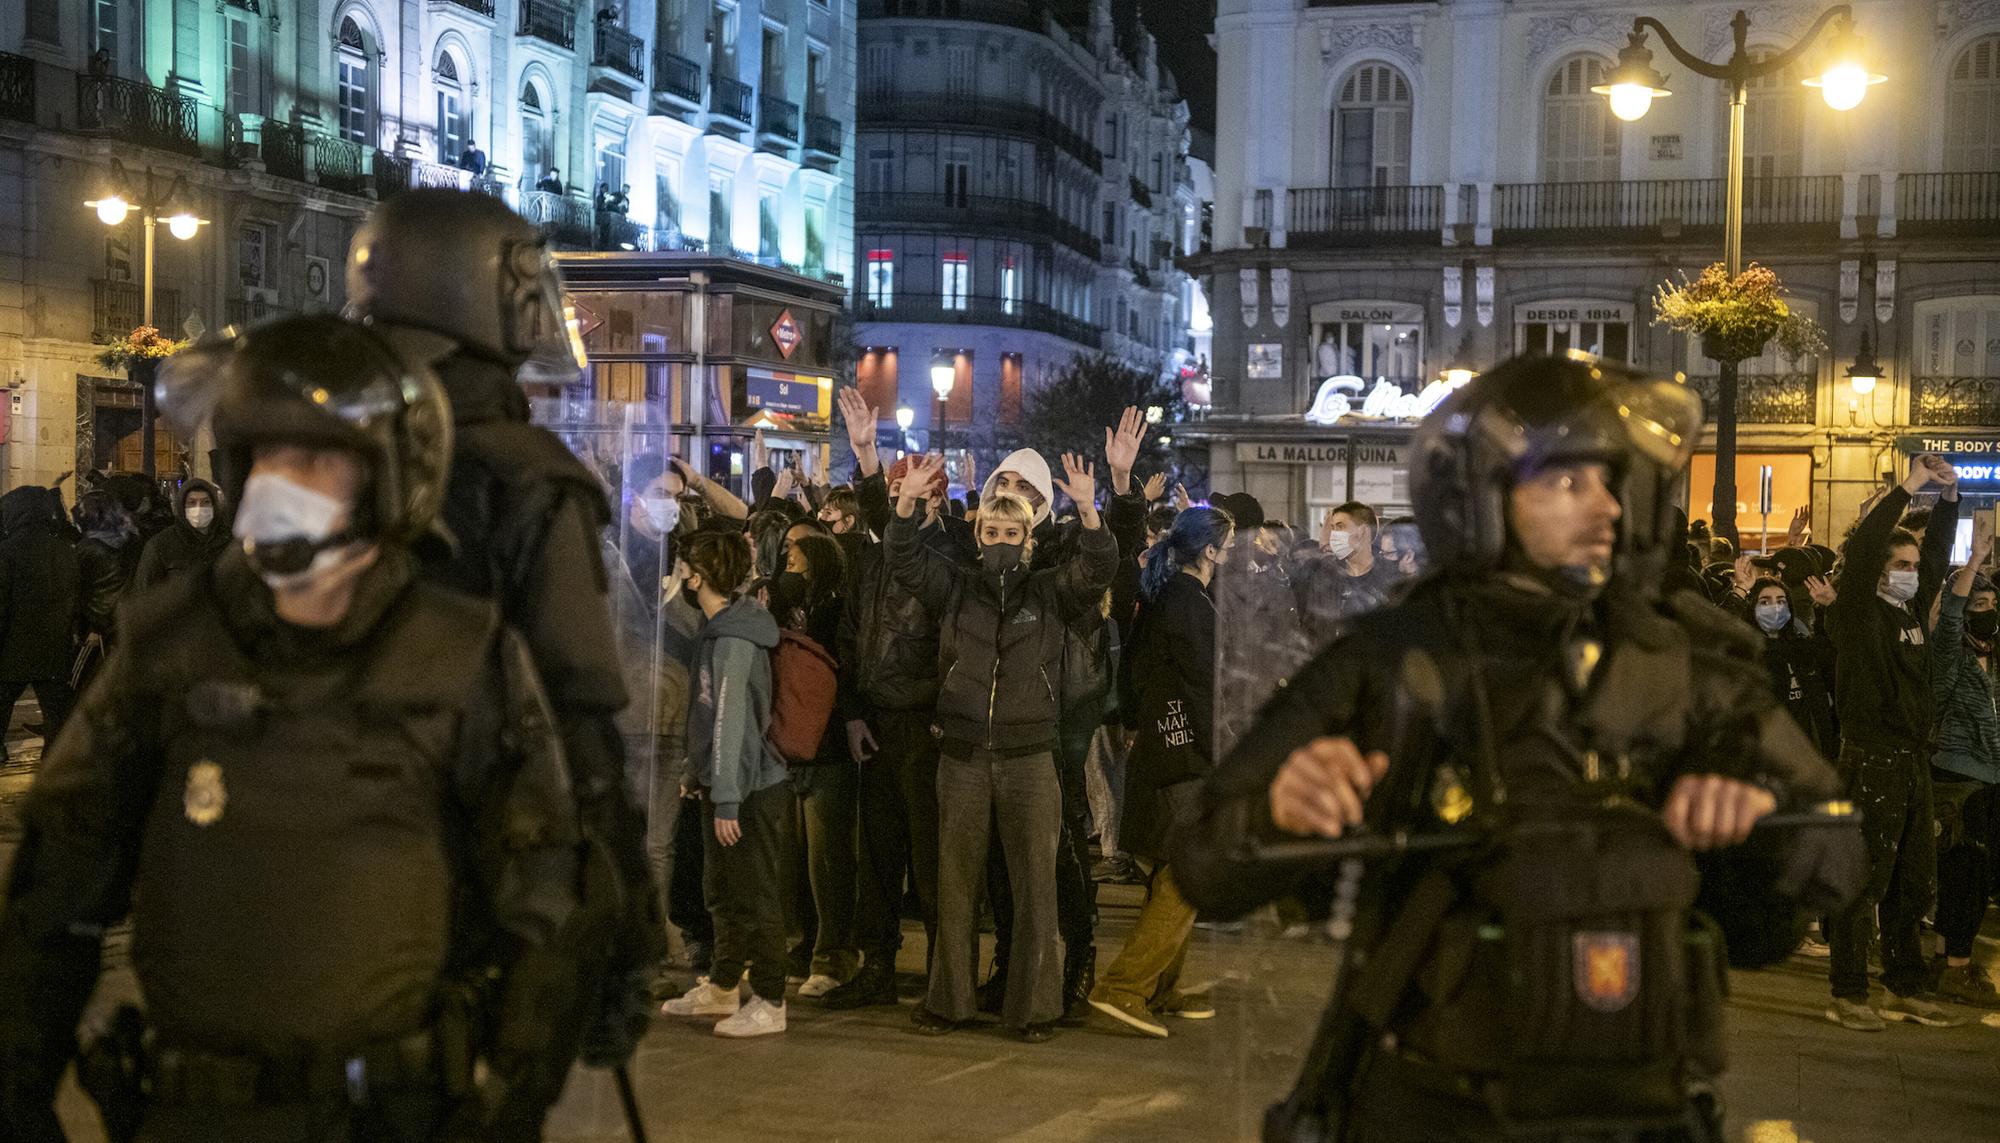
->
<box><xmin>980</xmin><ymin>541</ymin><xmax>1024</xmax><ymax>576</ymax></box>
<box><xmin>233</xmin><ymin>472</ymin><xmax>359</xmax><ymax>590</ymax></box>
<box><xmin>1326</xmin><ymin>531</ymin><xmax>1354</xmax><ymax>560</ymax></box>
<box><xmin>640</xmin><ymin>495</ymin><xmax>679</xmax><ymax>534</ymax></box>
<box><xmin>1969</xmin><ymin>609</ymin><xmax>1999</xmax><ymax>641</ymax></box>
<box><xmin>186</xmin><ymin>504</ymin><xmax>214</xmax><ymax>530</ymax></box>
<box><xmin>1879</xmin><ymin>568</ymin><xmax>1919</xmax><ymax>605</ymax></box>
<box><xmin>1754</xmin><ymin>602</ymin><xmax>1791</xmax><ymax>634</ymax></box>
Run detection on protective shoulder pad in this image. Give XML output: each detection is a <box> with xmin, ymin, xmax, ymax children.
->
<box><xmin>454</xmin><ymin>420</ymin><xmax>612</xmax><ymax>528</ymax></box>
<box><xmin>358</xmin><ymin>582</ymin><xmax>503</xmax><ymax>711</ymax></box>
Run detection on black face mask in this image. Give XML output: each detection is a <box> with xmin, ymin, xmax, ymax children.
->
<box><xmin>980</xmin><ymin>541</ymin><xmax>1024</xmax><ymax>577</ymax></box>
<box><xmin>770</xmin><ymin>570</ymin><xmax>812</xmax><ymax>614</ymax></box>
<box><xmin>1969</xmin><ymin>609</ymin><xmax>1999</xmax><ymax>641</ymax></box>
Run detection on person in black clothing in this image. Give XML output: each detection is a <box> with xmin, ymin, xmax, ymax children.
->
<box><xmin>134</xmin><ymin>478</ymin><xmax>229</xmax><ymax>590</ymax></box>
<box><xmin>0</xmin><ymin>487</ymin><xmax>79</xmax><ymax>755</ymax></box>
<box><xmin>346</xmin><ymin>189</ymin><xmax>662</xmax><ymax>1102</ymax></box>
<box><xmin>1823</xmin><ymin>453</ymin><xmax>1963</xmax><ymax>1030</ymax></box>
<box><xmin>1294</xmin><ymin>500</ymin><xmax>1404</xmax><ymax>650</ymax></box>
<box><xmin>1745</xmin><ymin>575</ymin><xmax>1839</xmax><ymax>760</ymax></box>
<box><xmin>71</xmin><ymin>489</ymin><xmax>140</xmax><ymax>692</ymax></box>
<box><xmin>536</xmin><ymin>167</ymin><xmax>563</xmax><ymax>194</ymax></box>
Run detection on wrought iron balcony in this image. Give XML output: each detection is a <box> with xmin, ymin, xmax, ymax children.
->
<box><xmin>593</xmin><ymin>24</ymin><xmax>645</xmax><ymax>81</ymax></box>
<box><xmin>438</xmin><ymin>0</ymin><xmax>494</xmax><ymax>15</ymax></box>
<box><xmin>1683</xmin><ymin>373</ymin><xmax>1817</xmax><ymax>425</ymax></box>
<box><xmin>313</xmin><ymin>135</ymin><xmax>367</xmax><ymax>195</ymax></box>
<box><xmin>261</xmin><ymin>120</ymin><xmax>307</xmax><ymax>182</ymax></box>
<box><xmin>1490</xmin><ymin>176</ymin><xmax>1844</xmax><ymax>241</ymax></box>
<box><xmin>857</xmin><ymin>191</ymin><xmax>1100</xmax><ymax>259</ymax></box>
<box><xmin>226</xmin><ymin>296</ymin><xmax>298</xmax><ymax>328</ymax></box>
<box><xmin>805</xmin><ymin>113</ymin><xmax>842</xmax><ymax>161</ymax></box>
<box><xmin>75</xmin><ymin>75</ymin><xmax>199</xmax><ymax>155</ymax></box>
<box><xmin>759</xmin><ymin>95</ymin><xmax>800</xmax><ymax>144</ymax></box>
<box><xmin>518</xmin><ymin>0</ymin><xmax>574</xmax><ymax>50</ymax></box>
<box><xmin>1898</xmin><ymin>172</ymin><xmax>2000</xmax><ymax>236</ymax></box>
<box><xmin>1912</xmin><ymin>377</ymin><xmax>2000</xmax><ymax>428</ymax></box>
<box><xmin>853</xmin><ymin>294</ymin><xmax>1102</xmax><ymax>350</ymax></box>
<box><xmin>1286</xmin><ymin>185</ymin><xmax>1444</xmax><ymax>245</ymax></box>
<box><xmin>92</xmin><ymin>278</ymin><xmax>183</xmax><ymax>343</ymax></box>
<box><xmin>653</xmin><ymin>50</ymin><xmax>703</xmax><ymax>108</ymax></box>
<box><xmin>373</xmin><ymin>151</ymin><xmax>413</xmax><ymax>201</ymax></box>
<box><xmin>710</xmin><ymin>74</ymin><xmax>753</xmax><ymax>126</ymax></box>
<box><xmin>517</xmin><ymin>190</ymin><xmax>595</xmax><ymax>248</ymax></box>
<box><xmin>0</xmin><ymin>52</ymin><xmax>34</xmax><ymax>125</ymax></box>
<box><xmin>864</xmin><ymin>95</ymin><xmax>1100</xmax><ymax>172</ymax></box>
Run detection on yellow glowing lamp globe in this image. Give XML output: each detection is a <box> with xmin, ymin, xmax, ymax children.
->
<box><xmin>1804</xmin><ymin>61</ymin><xmax>1884</xmax><ymax>111</ymax></box>
<box><xmin>1606</xmin><ymin>83</ymin><xmax>1659</xmax><ymax>122</ymax></box>
<box><xmin>166</xmin><ymin>212</ymin><xmax>202</xmax><ymax>240</ymax></box>
<box><xmin>91</xmin><ymin>195</ymin><xmax>132</xmax><ymax>226</ymax></box>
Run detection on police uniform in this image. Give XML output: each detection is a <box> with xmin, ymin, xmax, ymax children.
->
<box><xmin>0</xmin><ymin>316</ymin><xmax>582</xmax><ymax>1143</ymax></box>
<box><xmin>1174</xmin><ymin>356</ymin><xmax>1865</xmax><ymax>1143</ymax></box>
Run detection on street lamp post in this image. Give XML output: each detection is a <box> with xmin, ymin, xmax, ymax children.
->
<box><xmin>85</xmin><ymin>159</ymin><xmax>209</xmax><ymax>476</ymax></box>
<box><xmin>1595</xmin><ymin>5</ymin><xmax>1881</xmax><ymax>545</ymax></box>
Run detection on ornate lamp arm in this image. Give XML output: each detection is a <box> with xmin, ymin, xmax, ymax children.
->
<box><xmin>1632</xmin><ymin>5</ymin><xmax>1852</xmax><ymax>84</ymax></box>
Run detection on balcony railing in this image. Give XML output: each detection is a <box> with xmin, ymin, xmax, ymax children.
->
<box><xmin>710</xmin><ymin>74</ymin><xmax>753</xmax><ymax>125</ymax></box>
<box><xmin>1287</xmin><ymin>185</ymin><xmax>1444</xmax><ymax>244</ymax></box>
<box><xmin>1898</xmin><ymin>172</ymin><xmax>2000</xmax><ymax>234</ymax></box>
<box><xmin>1128</xmin><ymin>258</ymin><xmax>1152</xmax><ymax>288</ymax></box>
<box><xmin>653</xmin><ymin>50</ymin><xmax>703</xmax><ymax>106</ymax></box>
<box><xmin>805</xmin><ymin>113</ymin><xmax>842</xmax><ymax>159</ymax></box>
<box><xmin>313</xmin><ymin>135</ymin><xmax>367</xmax><ymax>195</ymax></box>
<box><xmin>593</xmin><ymin>24</ymin><xmax>645</xmax><ymax>81</ymax></box>
<box><xmin>262</xmin><ymin>120</ymin><xmax>307</xmax><ymax>182</ymax></box>
<box><xmin>438</xmin><ymin>0</ymin><xmax>494</xmax><ymax>14</ymax></box>
<box><xmin>373</xmin><ymin>151</ymin><xmax>413</xmax><ymax>200</ymax></box>
<box><xmin>225</xmin><ymin>296</ymin><xmax>298</xmax><ymax>329</ymax></box>
<box><xmin>519</xmin><ymin>0</ymin><xmax>574</xmax><ymax>50</ymax></box>
<box><xmin>1912</xmin><ymin>377</ymin><xmax>2000</xmax><ymax>428</ymax></box>
<box><xmin>759</xmin><ymin>95</ymin><xmax>800</xmax><ymax>143</ymax></box>
<box><xmin>76</xmin><ymin>75</ymin><xmax>199</xmax><ymax>155</ymax></box>
<box><xmin>92</xmin><ymin>278</ymin><xmax>183</xmax><ymax>343</ymax></box>
<box><xmin>0</xmin><ymin>52</ymin><xmax>34</xmax><ymax>124</ymax></box>
<box><xmin>858</xmin><ymin>0</ymin><xmax>1043</xmax><ymax>32</ymax></box>
<box><xmin>856</xmin><ymin>191</ymin><xmax>1100</xmax><ymax>258</ymax></box>
<box><xmin>1491</xmin><ymin>176</ymin><xmax>1844</xmax><ymax>239</ymax></box>
<box><xmin>1683</xmin><ymin>373</ymin><xmax>1817</xmax><ymax>425</ymax></box>
<box><xmin>518</xmin><ymin>190</ymin><xmax>596</xmax><ymax>248</ymax></box>
<box><xmin>864</xmin><ymin>94</ymin><xmax>1100</xmax><ymax>172</ymax></box>
<box><xmin>853</xmin><ymin>294</ymin><xmax>1102</xmax><ymax>350</ymax></box>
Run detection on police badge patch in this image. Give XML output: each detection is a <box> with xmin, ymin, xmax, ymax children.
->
<box><xmin>183</xmin><ymin>761</ymin><xmax>227</xmax><ymax>826</ymax></box>
<box><xmin>1574</xmin><ymin>931</ymin><xmax>1639</xmax><ymax>1013</ymax></box>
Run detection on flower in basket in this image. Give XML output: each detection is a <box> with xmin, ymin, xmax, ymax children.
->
<box><xmin>96</xmin><ymin>325</ymin><xmax>190</xmax><ymax>371</ymax></box>
<box><xmin>1652</xmin><ymin>262</ymin><xmax>1828</xmax><ymax>364</ymax></box>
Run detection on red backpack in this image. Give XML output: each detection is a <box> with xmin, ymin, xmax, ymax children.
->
<box><xmin>767</xmin><ymin>628</ymin><xmax>839</xmax><ymax>765</ymax></box>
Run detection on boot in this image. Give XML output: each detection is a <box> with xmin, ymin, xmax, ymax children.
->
<box><xmin>975</xmin><ymin>961</ymin><xmax>1009</xmax><ymax>1016</ymax></box>
<box><xmin>821</xmin><ymin>958</ymin><xmax>900</xmax><ymax>1010</ymax></box>
<box><xmin>1061</xmin><ymin>943</ymin><xmax>1097</xmax><ymax>1026</ymax></box>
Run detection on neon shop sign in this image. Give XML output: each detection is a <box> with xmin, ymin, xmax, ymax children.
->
<box><xmin>1304</xmin><ymin>375</ymin><xmax>1469</xmax><ymax>426</ymax></box>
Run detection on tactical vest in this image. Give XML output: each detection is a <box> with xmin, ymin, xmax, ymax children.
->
<box><xmin>122</xmin><ymin>572</ymin><xmax>499</xmax><ymax>1058</ymax></box>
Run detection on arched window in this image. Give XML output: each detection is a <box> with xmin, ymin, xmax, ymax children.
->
<box><xmin>521</xmin><ymin>80</ymin><xmax>552</xmax><ymax>185</ymax></box>
<box><xmin>1542</xmin><ymin>56</ymin><xmax>1619</xmax><ymax>182</ymax></box>
<box><xmin>1332</xmin><ymin>63</ymin><xmax>1411</xmax><ymax>188</ymax></box>
<box><xmin>435</xmin><ymin>50</ymin><xmax>468</xmax><ymax>163</ymax></box>
<box><xmin>336</xmin><ymin>17</ymin><xmax>372</xmax><ymax>146</ymax></box>
<box><xmin>1946</xmin><ymin>35</ymin><xmax>2000</xmax><ymax>171</ymax></box>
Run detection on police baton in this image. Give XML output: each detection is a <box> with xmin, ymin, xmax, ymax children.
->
<box><xmin>1243</xmin><ymin>799</ymin><xmax>1859</xmax><ymax>864</ymax></box>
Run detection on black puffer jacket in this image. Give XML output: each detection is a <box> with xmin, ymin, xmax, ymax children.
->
<box><xmin>0</xmin><ymin>488</ymin><xmax>80</xmax><ymax>681</ymax></box>
<box><xmin>884</xmin><ymin>511</ymin><xmax>1117</xmax><ymax>755</ymax></box>
<box><xmin>134</xmin><ymin>478</ymin><xmax>230</xmax><ymax>590</ymax></box>
<box><xmin>76</xmin><ymin>534</ymin><xmax>140</xmax><ymax>644</ymax></box>
<box><xmin>840</xmin><ymin>471</ymin><xmax>975</xmax><ymax>714</ymax></box>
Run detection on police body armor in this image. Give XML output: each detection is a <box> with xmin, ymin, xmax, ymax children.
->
<box><xmin>120</xmin><ymin>563</ymin><xmax>499</xmax><ymax>1059</ymax></box>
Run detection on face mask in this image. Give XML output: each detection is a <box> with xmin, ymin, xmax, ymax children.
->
<box><xmin>770</xmin><ymin>570</ymin><xmax>811</xmax><ymax>614</ymax></box>
<box><xmin>641</xmin><ymin>495</ymin><xmax>679</xmax><ymax>534</ymax></box>
<box><xmin>1879</xmin><ymin>568</ymin><xmax>1919</xmax><ymax>605</ymax></box>
<box><xmin>1754</xmin><ymin>602</ymin><xmax>1791</xmax><ymax>633</ymax></box>
<box><xmin>981</xmin><ymin>541</ymin><xmax>1024</xmax><ymax>576</ymax></box>
<box><xmin>1326</xmin><ymin>531</ymin><xmax>1354</xmax><ymax>560</ymax></box>
<box><xmin>1970</xmin><ymin>609</ymin><xmax>1999</xmax><ymax>641</ymax></box>
<box><xmin>233</xmin><ymin>472</ymin><xmax>359</xmax><ymax>589</ymax></box>
<box><xmin>186</xmin><ymin>504</ymin><xmax>214</xmax><ymax>530</ymax></box>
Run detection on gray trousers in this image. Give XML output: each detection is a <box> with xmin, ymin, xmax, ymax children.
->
<box><xmin>927</xmin><ymin>748</ymin><xmax>1063</xmax><ymax>1027</ymax></box>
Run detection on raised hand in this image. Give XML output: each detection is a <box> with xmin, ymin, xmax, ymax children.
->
<box><xmin>894</xmin><ymin>452</ymin><xmax>948</xmax><ymax>518</ymax></box>
<box><xmin>772</xmin><ymin>467</ymin><xmax>797</xmax><ymax>503</ymax></box>
<box><xmin>1805</xmin><ymin>574</ymin><xmax>1837</xmax><ymax>607</ymax></box>
<box><xmin>837</xmin><ymin>387</ymin><xmax>880</xmax><ymax>454</ymax></box>
<box><xmin>1732</xmin><ymin>554</ymin><xmax>1757</xmax><ymax>594</ymax></box>
<box><xmin>1785</xmin><ymin>505</ymin><xmax>1810</xmax><ymax>547</ymax></box>
<box><xmin>1173</xmin><ymin>482</ymin><xmax>1191</xmax><ymax>512</ymax></box>
<box><xmin>1104</xmin><ymin>406</ymin><xmax>1146</xmax><ymax>495</ymax></box>
<box><xmin>1053</xmin><ymin>452</ymin><xmax>1098</xmax><ymax>508</ymax></box>
<box><xmin>1141</xmin><ymin>472</ymin><xmax>1167</xmax><ymax>503</ymax></box>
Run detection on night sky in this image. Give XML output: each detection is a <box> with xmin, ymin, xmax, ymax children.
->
<box><xmin>1134</xmin><ymin>0</ymin><xmax>1217</xmax><ymax>141</ymax></box>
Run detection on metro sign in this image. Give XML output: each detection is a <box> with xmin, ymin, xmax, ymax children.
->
<box><xmin>770</xmin><ymin>309</ymin><xmax>802</xmax><ymax>359</ymax></box>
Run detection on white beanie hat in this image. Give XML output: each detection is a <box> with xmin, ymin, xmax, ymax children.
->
<box><xmin>983</xmin><ymin>448</ymin><xmax>1055</xmax><ymax>527</ymax></box>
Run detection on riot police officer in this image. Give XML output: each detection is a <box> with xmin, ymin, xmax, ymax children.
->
<box><xmin>345</xmin><ymin>189</ymin><xmax>662</xmax><ymax>1095</ymax></box>
<box><xmin>0</xmin><ymin>315</ymin><xmax>582</xmax><ymax>1142</ymax></box>
<box><xmin>1175</xmin><ymin>355</ymin><xmax>1864</xmax><ymax>1142</ymax></box>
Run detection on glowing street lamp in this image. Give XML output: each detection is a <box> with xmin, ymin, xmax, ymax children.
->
<box><xmin>930</xmin><ymin>359</ymin><xmax>955</xmax><ymax>401</ymax></box>
<box><xmin>1846</xmin><ymin>328</ymin><xmax>1881</xmax><ymax>395</ymax></box>
<box><xmin>895</xmin><ymin>405</ymin><xmax>915</xmax><ymax>432</ymax></box>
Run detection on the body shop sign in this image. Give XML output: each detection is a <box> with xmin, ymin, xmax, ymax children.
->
<box><xmin>1898</xmin><ymin>434</ymin><xmax>2000</xmax><ymax>483</ymax></box>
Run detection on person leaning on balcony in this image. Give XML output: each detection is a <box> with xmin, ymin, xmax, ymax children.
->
<box><xmin>457</xmin><ymin>139</ymin><xmax>487</xmax><ymax>177</ymax></box>
<box><xmin>537</xmin><ymin>167</ymin><xmax>563</xmax><ymax>194</ymax></box>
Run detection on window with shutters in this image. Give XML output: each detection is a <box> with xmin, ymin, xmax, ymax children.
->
<box><xmin>943</xmin><ymin>149</ymin><xmax>971</xmax><ymax>207</ymax></box>
<box><xmin>1720</xmin><ymin>49</ymin><xmax>1801</xmax><ymax>209</ymax></box>
<box><xmin>866</xmin><ymin>146</ymin><xmax>894</xmax><ymax>192</ymax></box>
<box><xmin>864</xmin><ymin>44</ymin><xmax>894</xmax><ymax>96</ymax></box>
<box><xmin>435</xmin><ymin>52</ymin><xmax>468</xmax><ymax>165</ymax></box>
<box><xmin>226</xmin><ymin>16</ymin><xmax>260</xmax><ymax>116</ymax></box>
<box><xmin>1916</xmin><ymin>297</ymin><xmax>2000</xmax><ymax>379</ymax></box>
<box><xmin>1542</xmin><ymin>56</ymin><xmax>1620</xmax><ymax>182</ymax></box>
<box><xmin>1946</xmin><ymin>36</ymin><xmax>2000</xmax><ymax>172</ymax></box>
<box><xmin>336</xmin><ymin>19</ymin><xmax>372</xmax><ymax>145</ymax></box>
<box><xmin>521</xmin><ymin>82</ymin><xmax>551</xmax><ymax>185</ymax></box>
<box><xmin>1332</xmin><ymin>64</ymin><xmax>1412</xmax><ymax>188</ymax></box>
<box><xmin>945</xmin><ymin>45</ymin><xmax>973</xmax><ymax>96</ymax></box>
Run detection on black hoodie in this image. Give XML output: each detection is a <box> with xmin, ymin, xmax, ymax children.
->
<box><xmin>0</xmin><ymin>488</ymin><xmax>80</xmax><ymax>680</ymax></box>
<box><xmin>134</xmin><ymin>478</ymin><xmax>230</xmax><ymax>591</ymax></box>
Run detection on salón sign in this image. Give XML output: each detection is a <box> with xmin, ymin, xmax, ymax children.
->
<box><xmin>1304</xmin><ymin>374</ymin><xmax>1469</xmax><ymax>426</ymax></box>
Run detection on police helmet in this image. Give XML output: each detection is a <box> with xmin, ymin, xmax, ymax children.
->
<box><xmin>163</xmin><ymin>314</ymin><xmax>454</xmax><ymax>548</ymax></box>
<box><xmin>1409</xmin><ymin>352</ymin><xmax>1701</xmax><ymax>581</ymax></box>
<box><xmin>346</xmin><ymin>189</ymin><xmax>586</xmax><ymax>377</ymax></box>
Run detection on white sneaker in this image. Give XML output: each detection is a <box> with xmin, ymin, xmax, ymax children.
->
<box><xmin>714</xmin><ymin>996</ymin><xmax>787</xmax><ymax>1038</ymax></box>
<box><xmin>662</xmin><ymin>977</ymin><xmax>740</xmax><ymax>1018</ymax></box>
<box><xmin>798</xmin><ymin>973</ymin><xmax>843</xmax><ymax>999</ymax></box>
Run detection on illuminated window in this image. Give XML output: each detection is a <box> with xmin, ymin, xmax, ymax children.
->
<box><xmin>1001</xmin><ymin>257</ymin><xmax>1019</xmax><ymax>315</ymax></box>
<box><xmin>867</xmin><ymin>249</ymin><xmax>894</xmax><ymax>308</ymax></box>
<box><xmin>941</xmin><ymin>252</ymin><xmax>968</xmax><ymax>311</ymax></box>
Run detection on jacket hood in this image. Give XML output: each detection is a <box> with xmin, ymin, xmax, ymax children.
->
<box><xmin>705</xmin><ymin>596</ymin><xmax>781</xmax><ymax>649</ymax></box>
<box><xmin>984</xmin><ymin>448</ymin><xmax>1055</xmax><ymax>527</ymax></box>
<box><xmin>174</xmin><ymin>477</ymin><xmax>223</xmax><ymax>518</ymax></box>
<box><xmin>0</xmin><ymin>486</ymin><xmax>55</xmax><ymax>535</ymax></box>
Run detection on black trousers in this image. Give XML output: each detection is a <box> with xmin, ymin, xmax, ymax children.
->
<box><xmin>1936</xmin><ymin>777</ymin><xmax>1999</xmax><ymax>960</ymax></box>
<box><xmin>669</xmin><ymin>795</ymin><xmax>714</xmax><ymax>947</ymax></box>
<box><xmin>853</xmin><ymin>708</ymin><xmax>941</xmax><ymax>965</ymax></box>
<box><xmin>0</xmin><ymin>676</ymin><xmax>73</xmax><ymax>755</ymax></box>
<box><xmin>987</xmin><ymin>724</ymin><xmax>1097</xmax><ymax>970</ymax></box>
<box><xmin>704</xmin><ymin>782</ymin><xmax>795</xmax><ymax>1002</ymax></box>
<box><xmin>1828</xmin><ymin>742</ymin><xmax>1934</xmax><ymax>1001</ymax></box>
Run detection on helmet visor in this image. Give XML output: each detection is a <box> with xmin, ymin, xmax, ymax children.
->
<box><xmin>1610</xmin><ymin>379</ymin><xmax>1703</xmax><ymax>474</ymax></box>
<box><xmin>517</xmin><ymin>287</ymin><xmax>590</xmax><ymax>387</ymax></box>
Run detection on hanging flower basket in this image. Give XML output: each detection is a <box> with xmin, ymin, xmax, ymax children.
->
<box><xmin>96</xmin><ymin>325</ymin><xmax>189</xmax><ymax>372</ymax></box>
<box><xmin>1653</xmin><ymin>263</ymin><xmax>1826</xmax><ymax>366</ymax></box>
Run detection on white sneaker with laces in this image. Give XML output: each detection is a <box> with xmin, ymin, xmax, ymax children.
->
<box><xmin>662</xmin><ymin>977</ymin><xmax>740</xmax><ymax>1018</ymax></box>
<box><xmin>798</xmin><ymin>973</ymin><xmax>843</xmax><ymax>999</ymax></box>
<box><xmin>714</xmin><ymin>996</ymin><xmax>787</xmax><ymax>1038</ymax></box>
